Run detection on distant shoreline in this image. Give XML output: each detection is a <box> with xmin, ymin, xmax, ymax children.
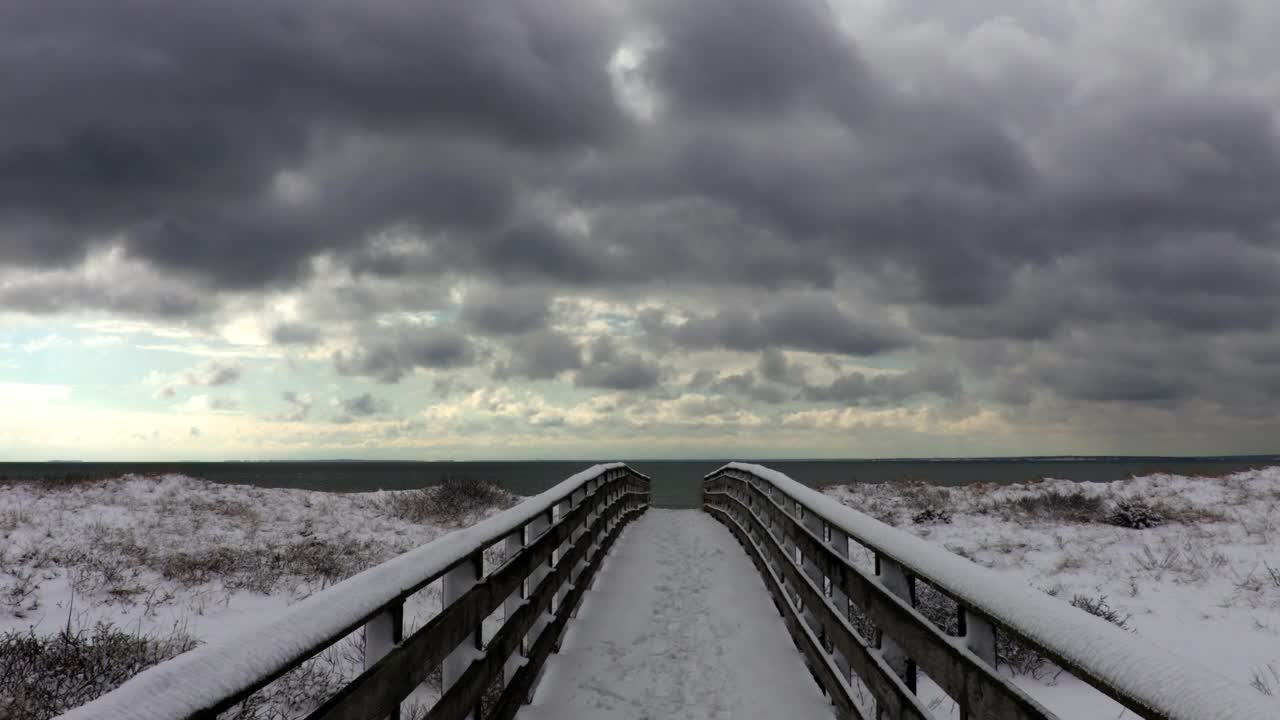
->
<box><xmin>4</xmin><ymin>457</ymin><xmax>1279</xmax><ymax>510</ymax></box>
<box><xmin>17</xmin><ymin>453</ymin><xmax>1280</xmax><ymax>463</ymax></box>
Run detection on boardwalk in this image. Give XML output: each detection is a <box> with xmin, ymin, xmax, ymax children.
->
<box><xmin>521</xmin><ymin>510</ymin><xmax>833</xmax><ymax>720</ymax></box>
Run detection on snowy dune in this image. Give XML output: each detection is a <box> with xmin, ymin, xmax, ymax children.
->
<box><xmin>0</xmin><ymin>474</ymin><xmax>491</xmax><ymax>639</ymax></box>
<box><xmin>822</xmin><ymin>466</ymin><xmax>1280</xmax><ymax>717</ymax></box>
<box><xmin>0</xmin><ymin>474</ymin><xmax>514</xmax><ymax>719</ymax></box>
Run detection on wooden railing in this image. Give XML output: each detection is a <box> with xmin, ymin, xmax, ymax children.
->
<box><xmin>703</xmin><ymin>462</ymin><xmax>1276</xmax><ymax>720</ymax></box>
<box><xmin>60</xmin><ymin>463</ymin><xmax>651</xmax><ymax>720</ymax></box>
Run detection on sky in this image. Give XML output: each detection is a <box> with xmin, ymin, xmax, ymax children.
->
<box><xmin>2</xmin><ymin>0</ymin><xmax>1280</xmax><ymax>460</ymax></box>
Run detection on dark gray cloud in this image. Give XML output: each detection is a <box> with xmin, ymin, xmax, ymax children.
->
<box><xmin>271</xmin><ymin>322</ymin><xmax>323</xmax><ymax>346</ymax></box>
<box><xmin>496</xmin><ymin>329</ymin><xmax>583</xmax><ymax>380</ymax></box>
<box><xmin>339</xmin><ymin>392</ymin><xmax>389</xmax><ymax>417</ymax></box>
<box><xmin>334</xmin><ymin>326</ymin><xmax>475</xmax><ymax>383</ymax></box>
<box><xmin>0</xmin><ymin>0</ymin><xmax>623</xmax><ymax>287</ymax></box>
<box><xmin>643</xmin><ymin>296</ymin><xmax>913</xmax><ymax>356</ymax></box>
<box><xmin>460</xmin><ymin>286</ymin><xmax>552</xmax><ymax>335</ymax></box>
<box><xmin>802</xmin><ymin>363</ymin><xmax>963</xmax><ymax>407</ymax></box>
<box><xmin>706</xmin><ymin>371</ymin><xmax>791</xmax><ymax>405</ymax></box>
<box><xmin>642</xmin><ymin>0</ymin><xmax>877</xmax><ymax>123</ymax></box>
<box><xmin>574</xmin><ymin>337</ymin><xmax>662</xmax><ymax>391</ymax></box>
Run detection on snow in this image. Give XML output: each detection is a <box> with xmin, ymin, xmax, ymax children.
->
<box><xmin>29</xmin><ymin>463</ymin><xmax>624</xmax><ymax>720</ymax></box>
<box><xmin>713</xmin><ymin>462</ymin><xmax>1280</xmax><ymax>720</ymax></box>
<box><xmin>11</xmin><ymin>463</ymin><xmax>1278</xmax><ymax>719</ymax></box>
<box><xmin>521</xmin><ymin>509</ymin><xmax>834</xmax><ymax>720</ymax></box>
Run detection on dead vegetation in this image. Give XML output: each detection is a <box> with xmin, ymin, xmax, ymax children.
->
<box><xmin>379</xmin><ymin>476</ymin><xmax>516</xmax><ymax>526</ymax></box>
<box><xmin>0</xmin><ymin>622</ymin><xmax>197</xmax><ymax>720</ymax></box>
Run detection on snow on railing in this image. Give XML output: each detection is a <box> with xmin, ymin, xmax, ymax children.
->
<box><xmin>59</xmin><ymin>463</ymin><xmax>651</xmax><ymax>720</ymax></box>
<box><xmin>704</xmin><ymin>462</ymin><xmax>1278</xmax><ymax>720</ymax></box>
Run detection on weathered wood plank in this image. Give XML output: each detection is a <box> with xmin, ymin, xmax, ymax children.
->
<box><xmin>363</xmin><ymin>603</ymin><xmax>404</xmax><ymax>720</ymax></box>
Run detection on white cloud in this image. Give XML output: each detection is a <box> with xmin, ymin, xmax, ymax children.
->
<box><xmin>179</xmin><ymin>394</ymin><xmax>240</xmax><ymax>413</ymax></box>
<box><xmin>0</xmin><ymin>382</ymin><xmax>73</xmax><ymax>404</ymax></box>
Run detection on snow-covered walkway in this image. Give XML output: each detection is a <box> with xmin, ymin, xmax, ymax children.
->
<box><xmin>520</xmin><ymin>509</ymin><xmax>835</xmax><ymax>720</ymax></box>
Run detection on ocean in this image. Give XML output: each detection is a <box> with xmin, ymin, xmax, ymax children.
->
<box><xmin>3</xmin><ymin>456</ymin><xmax>1277</xmax><ymax>508</ymax></box>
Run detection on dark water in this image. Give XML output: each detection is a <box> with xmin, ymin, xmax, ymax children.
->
<box><xmin>3</xmin><ymin>457</ymin><xmax>1277</xmax><ymax>509</ymax></box>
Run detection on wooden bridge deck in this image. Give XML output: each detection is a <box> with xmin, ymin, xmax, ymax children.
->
<box><xmin>519</xmin><ymin>509</ymin><xmax>834</xmax><ymax>720</ymax></box>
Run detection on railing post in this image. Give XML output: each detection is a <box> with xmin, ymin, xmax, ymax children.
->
<box><xmin>363</xmin><ymin>601</ymin><xmax>404</xmax><ymax>720</ymax></box>
<box><xmin>521</xmin><ymin>508</ymin><xmax>553</xmax><ymax>702</ymax></box>
<box><xmin>584</xmin><ymin>477</ymin><xmax>601</xmax><ymax>562</ymax></box>
<box><xmin>800</xmin><ymin>509</ymin><xmax>827</xmax><ymax>652</ymax></box>
<box><xmin>828</xmin><ymin>527</ymin><xmax>854</xmax><ymax>686</ymax></box>
<box><xmin>569</xmin><ymin>484</ymin><xmax>589</xmax><ymax>616</ymax></box>
<box><xmin>958</xmin><ymin>607</ymin><xmax>998</xmax><ymax>720</ymax></box>
<box><xmin>503</xmin><ymin>525</ymin><xmax>527</xmax><ymax>687</ymax></box>
<box><xmin>552</xmin><ymin>496</ymin><xmax>573</xmax><ymax>621</ymax></box>
<box><xmin>778</xmin><ymin>497</ymin><xmax>797</xmax><ymax>600</ymax></box>
<box><xmin>876</xmin><ymin>553</ymin><xmax>917</xmax><ymax>717</ymax></box>
<box><xmin>443</xmin><ymin>552</ymin><xmax>483</xmax><ymax>720</ymax></box>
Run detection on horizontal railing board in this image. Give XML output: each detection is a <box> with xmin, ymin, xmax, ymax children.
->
<box><xmin>709</xmin><ymin>463</ymin><xmax>1280</xmax><ymax>720</ymax></box>
<box><xmin>57</xmin><ymin>463</ymin><xmax>639</xmax><ymax>720</ymax></box>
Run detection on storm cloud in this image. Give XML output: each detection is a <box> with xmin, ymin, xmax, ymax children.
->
<box><xmin>5</xmin><ymin>0</ymin><xmax>1280</xmax><ymax>454</ymax></box>
<box><xmin>334</xmin><ymin>326</ymin><xmax>476</xmax><ymax>383</ymax></box>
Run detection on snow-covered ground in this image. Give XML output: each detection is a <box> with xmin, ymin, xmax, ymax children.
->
<box><xmin>5</xmin><ymin>468</ymin><xmax>1279</xmax><ymax>719</ymax></box>
<box><xmin>0</xmin><ymin>473</ymin><xmax>514</xmax><ymax>719</ymax></box>
<box><xmin>822</xmin><ymin>466</ymin><xmax>1280</xmax><ymax>718</ymax></box>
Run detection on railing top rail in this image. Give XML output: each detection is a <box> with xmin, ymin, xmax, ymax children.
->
<box><xmin>61</xmin><ymin>462</ymin><xmax>646</xmax><ymax>720</ymax></box>
<box><xmin>706</xmin><ymin>462</ymin><xmax>1278</xmax><ymax>720</ymax></box>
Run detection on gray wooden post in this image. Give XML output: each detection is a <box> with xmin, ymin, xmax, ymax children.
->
<box><xmin>363</xmin><ymin>601</ymin><xmax>403</xmax><ymax>720</ymax></box>
<box><xmin>801</xmin><ymin>508</ymin><xmax>825</xmax><ymax>638</ymax></box>
<box><xmin>958</xmin><ymin>607</ymin><xmax>998</xmax><ymax>720</ymax></box>
<box><xmin>552</xmin><ymin>497</ymin><xmax>573</xmax><ymax>616</ymax></box>
<box><xmin>569</xmin><ymin>486</ymin><xmax>588</xmax><ymax>617</ymax></box>
<box><xmin>523</xmin><ymin>509</ymin><xmax>553</xmax><ymax>702</ymax></box>
<box><xmin>828</xmin><ymin>527</ymin><xmax>854</xmax><ymax>685</ymax></box>
<box><xmin>442</xmin><ymin>552</ymin><xmax>483</xmax><ymax>719</ymax></box>
<box><xmin>783</xmin><ymin>500</ymin><xmax>802</xmax><ymax>607</ymax></box>
<box><xmin>876</xmin><ymin>553</ymin><xmax>916</xmax><ymax>718</ymax></box>
<box><xmin>503</xmin><ymin>526</ymin><xmax>527</xmax><ymax>687</ymax></box>
<box><xmin>584</xmin><ymin>478</ymin><xmax>600</xmax><ymax>566</ymax></box>
<box><xmin>741</xmin><ymin>478</ymin><xmax>759</xmax><ymax>544</ymax></box>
